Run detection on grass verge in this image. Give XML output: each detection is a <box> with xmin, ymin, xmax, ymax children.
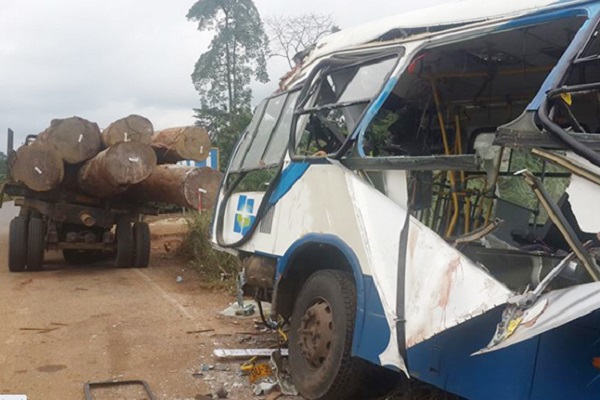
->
<box><xmin>178</xmin><ymin>211</ymin><xmax>240</xmax><ymax>287</ymax></box>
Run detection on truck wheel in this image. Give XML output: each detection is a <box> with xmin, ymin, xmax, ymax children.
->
<box><xmin>27</xmin><ymin>218</ymin><xmax>46</xmax><ymax>271</ymax></box>
<box><xmin>133</xmin><ymin>222</ymin><xmax>150</xmax><ymax>268</ymax></box>
<box><xmin>289</xmin><ymin>270</ymin><xmax>365</xmax><ymax>400</ymax></box>
<box><xmin>115</xmin><ymin>220</ymin><xmax>134</xmax><ymax>268</ymax></box>
<box><xmin>8</xmin><ymin>217</ymin><xmax>28</xmax><ymax>272</ymax></box>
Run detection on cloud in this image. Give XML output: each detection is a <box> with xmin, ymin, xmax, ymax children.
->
<box><xmin>0</xmin><ymin>0</ymin><xmax>445</xmax><ymax>152</ymax></box>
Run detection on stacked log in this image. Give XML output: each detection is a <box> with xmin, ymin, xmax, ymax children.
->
<box><xmin>101</xmin><ymin>114</ymin><xmax>153</xmax><ymax>147</ymax></box>
<box><xmin>37</xmin><ymin>117</ymin><xmax>102</xmax><ymax>164</ymax></box>
<box><xmin>10</xmin><ymin>143</ymin><xmax>64</xmax><ymax>192</ymax></box>
<box><xmin>128</xmin><ymin>166</ymin><xmax>222</xmax><ymax>209</ymax></box>
<box><xmin>78</xmin><ymin>142</ymin><xmax>157</xmax><ymax>197</ymax></box>
<box><xmin>151</xmin><ymin>126</ymin><xmax>211</xmax><ymax>164</ymax></box>
<box><xmin>9</xmin><ymin>115</ymin><xmax>221</xmax><ymax>210</ymax></box>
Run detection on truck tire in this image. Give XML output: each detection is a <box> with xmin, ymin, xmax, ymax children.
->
<box><xmin>8</xmin><ymin>217</ymin><xmax>28</xmax><ymax>272</ymax></box>
<box><xmin>27</xmin><ymin>218</ymin><xmax>46</xmax><ymax>271</ymax></box>
<box><xmin>115</xmin><ymin>219</ymin><xmax>134</xmax><ymax>268</ymax></box>
<box><xmin>133</xmin><ymin>222</ymin><xmax>150</xmax><ymax>268</ymax></box>
<box><xmin>289</xmin><ymin>269</ymin><xmax>366</xmax><ymax>400</ymax></box>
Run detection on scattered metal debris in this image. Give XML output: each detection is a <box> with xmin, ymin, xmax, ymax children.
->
<box><xmin>83</xmin><ymin>379</ymin><xmax>157</xmax><ymax>400</ymax></box>
<box><xmin>213</xmin><ymin>348</ymin><xmax>289</xmax><ymax>359</ymax></box>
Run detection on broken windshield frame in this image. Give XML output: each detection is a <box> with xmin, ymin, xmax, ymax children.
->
<box><xmin>227</xmin><ymin>89</ymin><xmax>301</xmax><ymax>176</ymax></box>
<box><xmin>289</xmin><ymin>49</ymin><xmax>403</xmax><ymax>160</ymax></box>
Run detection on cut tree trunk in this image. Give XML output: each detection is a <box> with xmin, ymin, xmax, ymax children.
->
<box><xmin>77</xmin><ymin>142</ymin><xmax>157</xmax><ymax>198</ymax></box>
<box><xmin>151</xmin><ymin>126</ymin><xmax>211</xmax><ymax>164</ymax></box>
<box><xmin>37</xmin><ymin>116</ymin><xmax>102</xmax><ymax>164</ymax></box>
<box><xmin>10</xmin><ymin>143</ymin><xmax>64</xmax><ymax>192</ymax></box>
<box><xmin>101</xmin><ymin>114</ymin><xmax>154</xmax><ymax>147</ymax></box>
<box><xmin>128</xmin><ymin>166</ymin><xmax>222</xmax><ymax>209</ymax></box>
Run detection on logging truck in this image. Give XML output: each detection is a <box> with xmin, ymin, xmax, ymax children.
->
<box><xmin>2</xmin><ymin>129</ymin><xmax>154</xmax><ymax>271</ymax></box>
<box><xmin>211</xmin><ymin>1</ymin><xmax>600</xmax><ymax>399</ymax></box>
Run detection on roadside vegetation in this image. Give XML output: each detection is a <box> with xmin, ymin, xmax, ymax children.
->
<box><xmin>179</xmin><ymin>211</ymin><xmax>240</xmax><ymax>287</ymax></box>
<box><xmin>0</xmin><ymin>152</ymin><xmax>7</xmax><ymax>185</ymax></box>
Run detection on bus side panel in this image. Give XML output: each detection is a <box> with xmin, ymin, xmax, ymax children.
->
<box><xmin>529</xmin><ymin>310</ymin><xmax>600</xmax><ymax>399</ymax></box>
<box><xmin>408</xmin><ymin>308</ymin><xmax>600</xmax><ymax>400</ymax></box>
<box><xmin>407</xmin><ymin>307</ymin><xmax>538</xmax><ymax>400</ymax></box>
<box><xmin>352</xmin><ymin>274</ymin><xmax>393</xmax><ymax>367</ymax></box>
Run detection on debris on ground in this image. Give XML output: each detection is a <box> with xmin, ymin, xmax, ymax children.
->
<box><xmin>213</xmin><ymin>348</ymin><xmax>289</xmax><ymax>359</ymax></box>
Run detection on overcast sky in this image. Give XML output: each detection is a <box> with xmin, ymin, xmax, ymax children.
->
<box><xmin>0</xmin><ymin>0</ymin><xmax>444</xmax><ymax>151</ymax></box>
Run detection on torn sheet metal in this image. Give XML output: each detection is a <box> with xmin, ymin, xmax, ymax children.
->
<box><xmin>344</xmin><ymin>167</ymin><xmax>513</xmax><ymax>358</ymax></box>
<box><xmin>403</xmin><ymin>219</ymin><xmax>513</xmax><ymax>347</ymax></box>
<box><xmin>477</xmin><ymin>281</ymin><xmax>600</xmax><ymax>354</ymax></box>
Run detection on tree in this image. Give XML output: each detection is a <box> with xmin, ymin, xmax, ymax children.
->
<box><xmin>0</xmin><ymin>152</ymin><xmax>7</xmax><ymax>184</ymax></box>
<box><xmin>266</xmin><ymin>13</ymin><xmax>340</xmax><ymax>69</ymax></box>
<box><xmin>187</xmin><ymin>0</ymin><xmax>269</xmax><ymax>171</ymax></box>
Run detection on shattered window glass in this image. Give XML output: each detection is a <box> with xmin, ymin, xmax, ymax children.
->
<box><xmin>295</xmin><ymin>56</ymin><xmax>397</xmax><ymax>156</ymax></box>
<box><xmin>230</xmin><ymin>100</ymin><xmax>267</xmax><ymax>171</ymax></box>
<box><xmin>337</xmin><ymin>58</ymin><xmax>397</xmax><ymax>103</ymax></box>
<box><xmin>497</xmin><ymin>149</ymin><xmax>570</xmax><ymax>223</ymax></box>
<box><xmin>262</xmin><ymin>91</ymin><xmax>299</xmax><ymax>166</ymax></box>
<box><xmin>241</xmin><ymin>94</ymin><xmax>287</xmax><ymax>170</ymax></box>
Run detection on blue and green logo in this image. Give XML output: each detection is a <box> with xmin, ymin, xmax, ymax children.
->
<box><xmin>234</xmin><ymin>195</ymin><xmax>255</xmax><ymax>235</ymax></box>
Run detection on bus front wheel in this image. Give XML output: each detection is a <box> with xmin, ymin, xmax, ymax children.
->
<box><xmin>289</xmin><ymin>269</ymin><xmax>365</xmax><ymax>400</ymax></box>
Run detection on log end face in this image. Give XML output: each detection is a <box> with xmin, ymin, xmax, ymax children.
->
<box><xmin>104</xmin><ymin>142</ymin><xmax>157</xmax><ymax>186</ymax></box>
<box><xmin>102</xmin><ymin>114</ymin><xmax>154</xmax><ymax>147</ymax></box>
<box><xmin>184</xmin><ymin>166</ymin><xmax>223</xmax><ymax>210</ymax></box>
<box><xmin>11</xmin><ymin>144</ymin><xmax>64</xmax><ymax>192</ymax></box>
<box><xmin>181</xmin><ymin>126</ymin><xmax>211</xmax><ymax>162</ymax></box>
<box><xmin>39</xmin><ymin>116</ymin><xmax>102</xmax><ymax>164</ymax></box>
<box><xmin>151</xmin><ymin>126</ymin><xmax>212</xmax><ymax>163</ymax></box>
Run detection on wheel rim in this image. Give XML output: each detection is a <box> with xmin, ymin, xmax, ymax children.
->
<box><xmin>297</xmin><ymin>298</ymin><xmax>335</xmax><ymax>369</ymax></box>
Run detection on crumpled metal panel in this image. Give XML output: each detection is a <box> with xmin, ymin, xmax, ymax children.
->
<box><xmin>477</xmin><ymin>281</ymin><xmax>600</xmax><ymax>354</ymax></box>
<box><xmin>403</xmin><ymin>219</ymin><xmax>513</xmax><ymax>347</ymax></box>
<box><xmin>344</xmin><ymin>168</ymin><xmax>513</xmax><ymax>358</ymax></box>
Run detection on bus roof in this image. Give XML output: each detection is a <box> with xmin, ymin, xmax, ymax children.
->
<box><xmin>303</xmin><ymin>0</ymin><xmax>594</xmax><ymax>65</ymax></box>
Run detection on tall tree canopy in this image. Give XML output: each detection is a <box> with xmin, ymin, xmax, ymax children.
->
<box><xmin>187</xmin><ymin>0</ymin><xmax>269</xmax><ymax>169</ymax></box>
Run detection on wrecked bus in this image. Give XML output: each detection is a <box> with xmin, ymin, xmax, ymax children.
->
<box><xmin>211</xmin><ymin>1</ymin><xmax>600</xmax><ymax>398</ymax></box>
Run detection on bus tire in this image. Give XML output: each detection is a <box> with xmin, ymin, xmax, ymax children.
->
<box><xmin>289</xmin><ymin>269</ymin><xmax>365</xmax><ymax>400</ymax></box>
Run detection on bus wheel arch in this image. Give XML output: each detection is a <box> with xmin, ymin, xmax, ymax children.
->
<box><xmin>273</xmin><ymin>237</ymin><xmax>366</xmax><ymax>323</ymax></box>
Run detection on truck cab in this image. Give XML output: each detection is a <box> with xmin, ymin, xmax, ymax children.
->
<box><xmin>212</xmin><ymin>1</ymin><xmax>600</xmax><ymax>398</ymax></box>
